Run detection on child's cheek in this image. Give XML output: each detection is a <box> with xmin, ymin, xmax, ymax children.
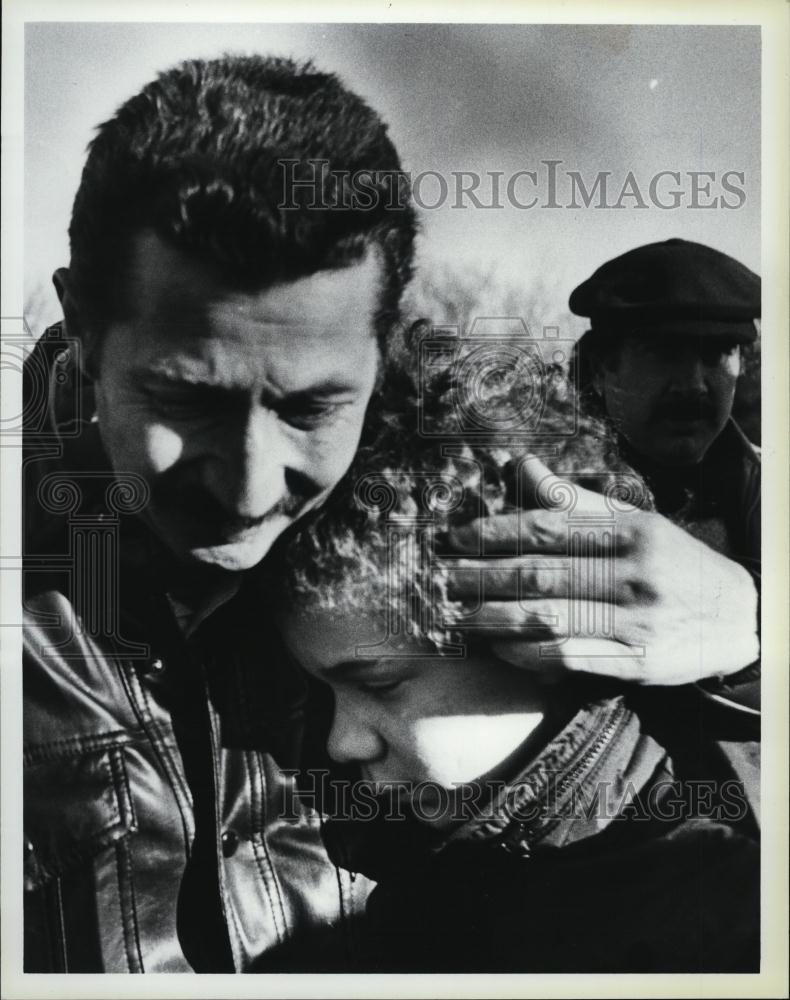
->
<box><xmin>411</xmin><ymin>713</ymin><xmax>542</xmax><ymax>787</ymax></box>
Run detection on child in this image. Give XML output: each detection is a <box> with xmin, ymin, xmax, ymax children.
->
<box><xmin>264</xmin><ymin>330</ymin><xmax>759</xmax><ymax>973</ymax></box>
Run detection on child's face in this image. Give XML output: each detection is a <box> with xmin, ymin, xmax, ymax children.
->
<box><xmin>281</xmin><ymin>607</ymin><xmax>545</xmax><ymax>796</ymax></box>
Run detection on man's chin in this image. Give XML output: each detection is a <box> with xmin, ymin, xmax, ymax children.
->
<box><xmin>188</xmin><ymin>538</ymin><xmax>285</xmax><ymax>572</ymax></box>
<box><xmin>650</xmin><ymin>450</ymin><xmax>706</xmax><ymax>468</ymax></box>
<box><xmin>636</xmin><ymin>428</ymin><xmax>717</xmax><ymax>468</ymax></box>
<box><xmin>173</xmin><ymin>518</ymin><xmax>293</xmax><ymax>572</ymax></box>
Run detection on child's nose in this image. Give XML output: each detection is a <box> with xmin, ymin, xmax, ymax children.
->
<box><xmin>326</xmin><ymin>697</ymin><xmax>386</xmax><ymax>764</ymax></box>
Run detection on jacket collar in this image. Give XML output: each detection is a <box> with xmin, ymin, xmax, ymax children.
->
<box><xmin>323</xmin><ymin>693</ymin><xmax>671</xmax><ymax>881</ymax></box>
<box><xmin>443</xmin><ymin>694</ymin><xmax>670</xmax><ymax>856</ymax></box>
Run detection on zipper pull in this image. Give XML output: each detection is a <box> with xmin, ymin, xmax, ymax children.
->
<box><xmin>499</xmin><ymin>821</ymin><xmax>532</xmax><ymax>858</ymax></box>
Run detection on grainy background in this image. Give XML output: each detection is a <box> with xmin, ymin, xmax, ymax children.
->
<box><xmin>25</xmin><ymin>23</ymin><xmax>760</xmax><ymax>337</ymax></box>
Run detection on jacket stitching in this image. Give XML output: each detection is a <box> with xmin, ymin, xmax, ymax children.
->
<box><xmin>248</xmin><ymin>750</ymin><xmax>288</xmax><ymax>947</ymax></box>
<box><xmin>108</xmin><ymin>744</ymin><xmax>144</xmax><ymax>974</ymax></box>
<box><xmin>223</xmin><ymin>873</ymin><xmax>247</xmax><ymax>969</ymax></box>
<box><xmin>108</xmin><ymin>746</ymin><xmax>138</xmax><ymax>835</ymax></box>
<box><xmin>24</xmin><ymin>729</ymin><xmax>145</xmax><ymax>764</ymax></box>
<box><xmin>53</xmin><ymin>877</ymin><xmax>68</xmax><ymax>972</ymax></box>
<box><xmin>115</xmin><ymin>837</ymin><xmax>144</xmax><ymax>972</ymax></box>
<box><xmin>204</xmin><ymin>683</ymin><xmax>246</xmax><ymax>968</ymax></box>
<box><xmin>107</xmin><ymin>746</ymin><xmax>145</xmax><ymax>970</ymax></box>
<box><xmin>121</xmin><ymin>661</ymin><xmax>196</xmax><ymax>849</ymax></box>
<box><xmin>25</xmin><ymin>747</ymin><xmax>132</xmax><ymax>885</ymax></box>
<box><xmin>335</xmin><ymin>865</ymin><xmax>362</xmax><ymax>966</ymax></box>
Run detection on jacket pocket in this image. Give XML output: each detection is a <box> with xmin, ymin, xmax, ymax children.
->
<box><xmin>24</xmin><ymin>744</ymin><xmax>141</xmax><ymax>971</ymax></box>
<box><xmin>24</xmin><ymin>744</ymin><xmax>137</xmax><ymax>888</ymax></box>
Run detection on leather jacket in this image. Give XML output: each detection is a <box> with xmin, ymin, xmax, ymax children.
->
<box><xmin>22</xmin><ymin>324</ymin><xmax>371</xmax><ymax>972</ymax></box>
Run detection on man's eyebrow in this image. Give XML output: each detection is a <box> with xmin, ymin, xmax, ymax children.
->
<box><xmin>133</xmin><ymin>366</ymin><xmax>363</xmax><ymax>397</ymax></box>
<box><xmin>274</xmin><ymin>377</ymin><xmax>366</xmax><ymax>398</ymax></box>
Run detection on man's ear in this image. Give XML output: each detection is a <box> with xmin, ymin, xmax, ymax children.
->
<box><xmin>52</xmin><ymin>268</ymin><xmax>95</xmax><ymax>378</ymax></box>
<box><xmin>52</xmin><ymin>267</ymin><xmax>72</xmax><ymax>307</ymax></box>
<box><xmin>52</xmin><ymin>267</ymin><xmax>81</xmax><ymax>332</ymax></box>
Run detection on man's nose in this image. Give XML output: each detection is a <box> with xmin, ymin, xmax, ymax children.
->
<box><xmin>326</xmin><ymin>699</ymin><xmax>386</xmax><ymax>765</ymax></box>
<box><xmin>201</xmin><ymin>407</ymin><xmax>297</xmax><ymax>518</ymax></box>
<box><xmin>669</xmin><ymin>355</ymin><xmax>708</xmax><ymax>393</ymax></box>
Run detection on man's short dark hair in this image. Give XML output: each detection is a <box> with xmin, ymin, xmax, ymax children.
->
<box><xmin>68</xmin><ymin>54</ymin><xmax>416</xmax><ymax>348</ymax></box>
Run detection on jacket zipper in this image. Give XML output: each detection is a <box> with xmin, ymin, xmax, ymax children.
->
<box><xmin>551</xmin><ymin>699</ymin><xmax>628</xmax><ymax>806</ymax></box>
<box><xmin>501</xmin><ymin>698</ymin><xmax>629</xmax><ymax>856</ymax></box>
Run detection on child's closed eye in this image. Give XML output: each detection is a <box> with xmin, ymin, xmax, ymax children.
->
<box><xmin>357</xmin><ymin>676</ymin><xmax>407</xmax><ymax>696</ymax></box>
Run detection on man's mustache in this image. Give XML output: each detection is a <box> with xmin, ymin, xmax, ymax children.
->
<box><xmin>149</xmin><ymin>478</ymin><xmax>310</xmax><ymax>532</ymax></box>
<box><xmin>653</xmin><ymin>395</ymin><xmax>718</xmax><ymax>421</ymax></box>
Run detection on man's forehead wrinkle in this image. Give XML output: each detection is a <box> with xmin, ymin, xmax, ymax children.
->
<box><xmin>208</xmin><ymin>284</ymin><xmax>380</xmax><ymax>342</ymax></box>
<box><xmin>129</xmin><ymin>229</ymin><xmax>382</xmax><ymax>320</ymax></box>
<box><xmin>207</xmin><ymin>304</ymin><xmax>372</xmax><ymax>341</ymax></box>
<box><xmin>120</xmin><ymin>231</ymin><xmax>382</xmax><ymax>401</ymax></box>
<box><xmin>138</xmin><ymin>353</ymin><xmax>280</xmax><ymax>396</ymax></box>
<box><xmin>137</xmin><ymin>357</ymin><xmax>230</xmax><ymax>387</ymax></box>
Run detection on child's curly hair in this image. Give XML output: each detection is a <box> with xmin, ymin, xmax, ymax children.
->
<box><xmin>262</xmin><ymin>321</ymin><xmax>651</xmax><ymax>644</ymax></box>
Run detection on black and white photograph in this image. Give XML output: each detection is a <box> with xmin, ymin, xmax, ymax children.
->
<box><xmin>2</xmin><ymin>2</ymin><xmax>788</xmax><ymax>997</ymax></box>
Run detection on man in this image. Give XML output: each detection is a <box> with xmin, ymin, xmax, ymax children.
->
<box><xmin>23</xmin><ymin>58</ymin><xmax>760</xmax><ymax>973</ymax></box>
<box><xmin>23</xmin><ymin>53</ymin><xmax>415</xmax><ymax>973</ymax></box>
<box><xmin>569</xmin><ymin>238</ymin><xmax>761</xmax><ymax>709</ymax></box>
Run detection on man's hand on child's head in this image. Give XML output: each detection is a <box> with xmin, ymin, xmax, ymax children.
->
<box><xmin>441</xmin><ymin>455</ymin><xmax>759</xmax><ymax>685</ymax></box>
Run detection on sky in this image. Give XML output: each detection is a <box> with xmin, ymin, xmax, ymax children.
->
<box><xmin>24</xmin><ymin>22</ymin><xmax>760</xmax><ymax>337</ymax></box>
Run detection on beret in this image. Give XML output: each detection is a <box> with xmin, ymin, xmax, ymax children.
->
<box><xmin>569</xmin><ymin>238</ymin><xmax>760</xmax><ymax>343</ymax></box>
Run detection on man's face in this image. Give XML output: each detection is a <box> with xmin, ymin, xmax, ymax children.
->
<box><xmin>87</xmin><ymin>232</ymin><xmax>382</xmax><ymax>572</ymax></box>
<box><xmin>280</xmin><ymin>607</ymin><xmax>545</xmax><ymax>823</ymax></box>
<box><xmin>594</xmin><ymin>334</ymin><xmax>741</xmax><ymax>466</ymax></box>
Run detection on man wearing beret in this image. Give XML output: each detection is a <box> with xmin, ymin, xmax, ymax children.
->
<box><xmin>570</xmin><ymin>238</ymin><xmax>761</xmax><ymax>712</ymax></box>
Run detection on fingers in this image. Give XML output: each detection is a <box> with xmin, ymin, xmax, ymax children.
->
<box><xmin>487</xmin><ymin>639</ymin><xmax>570</xmax><ymax>683</ymax></box>
<box><xmin>491</xmin><ymin>626</ymin><xmax>757</xmax><ymax>686</ymax></box>
<box><xmin>444</xmin><ymin>507</ymin><xmax>642</xmax><ymax>556</ymax></box>
<box><xmin>515</xmin><ymin>454</ymin><xmax>638</xmax><ymax>515</ymax></box>
<box><xmin>446</xmin><ymin>598</ymin><xmax>619</xmax><ymax>639</ymax></box>
<box><xmin>444</xmin><ymin>558</ymin><xmax>568</xmax><ymax>600</ymax></box>
<box><xmin>489</xmin><ymin>637</ymin><xmax>649</xmax><ymax>682</ymax></box>
<box><xmin>444</xmin><ymin>451</ymin><xmax>644</xmax><ymax>556</ymax></box>
<box><xmin>444</xmin><ymin>556</ymin><xmax>632</xmax><ymax>603</ymax></box>
<box><xmin>513</xmin><ymin>454</ymin><xmax>570</xmax><ymax>511</ymax></box>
